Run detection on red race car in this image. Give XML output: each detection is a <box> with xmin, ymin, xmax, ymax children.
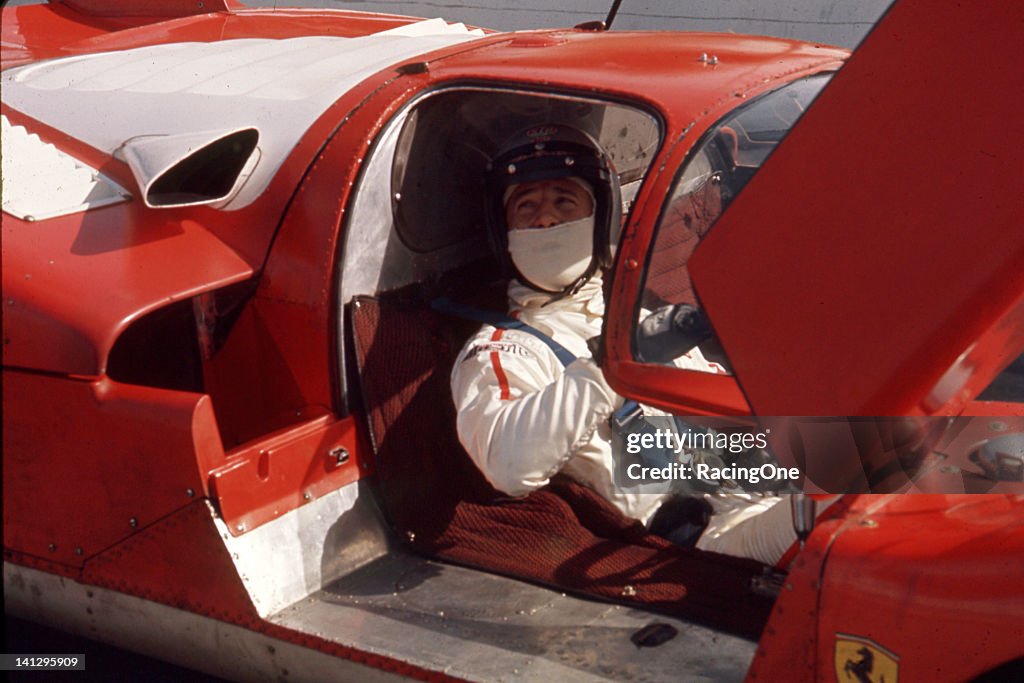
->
<box><xmin>3</xmin><ymin>1</ymin><xmax>1022</xmax><ymax>681</ymax></box>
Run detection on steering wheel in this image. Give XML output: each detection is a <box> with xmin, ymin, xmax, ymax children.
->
<box><xmin>636</xmin><ymin>303</ymin><xmax>715</xmax><ymax>363</ymax></box>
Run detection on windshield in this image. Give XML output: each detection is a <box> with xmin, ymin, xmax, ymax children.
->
<box><xmin>636</xmin><ymin>74</ymin><xmax>832</xmax><ymax>369</ymax></box>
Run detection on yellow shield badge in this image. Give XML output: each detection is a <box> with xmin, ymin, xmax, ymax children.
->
<box><xmin>835</xmin><ymin>633</ymin><xmax>900</xmax><ymax>683</ymax></box>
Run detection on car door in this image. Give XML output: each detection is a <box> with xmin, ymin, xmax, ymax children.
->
<box><xmin>604</xmin><ymin>0</ymin><xmax>1024</xmax><ymax>421</ymax></box>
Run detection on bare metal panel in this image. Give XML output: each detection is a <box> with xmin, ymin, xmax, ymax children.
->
<box><xmin>271</xmin><ymin>551</ymin><xmax>757</xmax><ymax>681</ymax></box>
<box><xmin>216</xmin><ymin>482</ymin><xmax>392</xmax><ymax>618</ymax></box>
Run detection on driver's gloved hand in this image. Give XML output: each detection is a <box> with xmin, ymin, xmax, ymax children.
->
<box><xmin>648</xmin><ymin>495</ymin><xmax>713</xmax><ymax>547</ymax></box>
<box><xmin>636</xmin><ymin>304</ymin><xmax>713</xmax><ymax>363</ymax></box>
<box><xmin>586</xmin><ymin>334</ymin><xmax>604</xmax><ymax>364</ymax></box>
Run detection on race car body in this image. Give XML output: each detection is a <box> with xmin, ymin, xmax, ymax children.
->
<box><xmin>3</xmin><ymin>1</ymin><xmax>1022</xmax><ymax>681</ymax></box>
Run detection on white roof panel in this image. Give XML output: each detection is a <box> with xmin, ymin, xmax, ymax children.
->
<box><xmin>1</xmin><ymin>114</ymin><xmax>130</xmax><ymax>221</ymax></box>
<box><xmin>1</xmin><ymin>22</ymin><xmax>484</xmax><ymax>210</ymax></box>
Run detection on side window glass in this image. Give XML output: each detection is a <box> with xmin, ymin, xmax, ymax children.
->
<box><xmin>979</xmin><ymin>353</ymin><xmax>1024</xmax><ymax>403</ymax></box>
<box><xmin>635</xmin><ymin>74</ymin><xmax>832</xmax><ymax>372</ymax></box>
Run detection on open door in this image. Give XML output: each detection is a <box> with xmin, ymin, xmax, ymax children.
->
<box><xmin>605</xmin><ymin>0</ymin><xmax>1024</xmax><ymax>419</ymax></box>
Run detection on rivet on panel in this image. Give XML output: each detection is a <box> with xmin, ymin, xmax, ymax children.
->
<box><xmin>129</xmin><ymin>517</ymin><xmax>138</xmax><ymax>528</ymax></box>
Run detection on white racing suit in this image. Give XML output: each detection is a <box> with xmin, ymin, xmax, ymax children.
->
<box><xmin>451</xmin><ymin>277</ymin><xmax>811</xmax><ymax>565</ymax></box>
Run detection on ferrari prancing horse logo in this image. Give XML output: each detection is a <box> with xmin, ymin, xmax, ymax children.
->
<box><xmin>835</xmin><ymin>633</ymin><xmax>900</xmax><ymax>683</ymax></box>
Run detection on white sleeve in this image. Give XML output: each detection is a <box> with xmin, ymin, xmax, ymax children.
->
<box><xmin>450</xmin><ymin>328</ymin><xmax>621</xmax><ymax>497</ymax></box>
<box><xmin>696</xmin><ymin>494</ymin><xmax>838</xmax><ymax>565</ymax></box>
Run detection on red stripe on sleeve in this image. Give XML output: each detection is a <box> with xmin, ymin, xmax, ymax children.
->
<box><xmin>489</xmin><ymin>328</ymin><xmax>511</xmax><ymax>400</ymax></box>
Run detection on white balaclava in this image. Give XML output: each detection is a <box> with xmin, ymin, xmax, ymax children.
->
<box><xmin>505</xmin><ymin>179</ymin><xmax>596</xmax><ymax>293</ymax></box>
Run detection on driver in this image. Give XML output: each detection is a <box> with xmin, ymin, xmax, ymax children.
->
<box><xmin>450</xmin><ymin>124</ymin><xmax>817</xmax><ymax>565</ymax></box>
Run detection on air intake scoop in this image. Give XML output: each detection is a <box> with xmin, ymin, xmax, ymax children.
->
<box><xmin>118</xmin><ymin>128</ymin><xmax>260</xmax><ymax>209</ymax></box>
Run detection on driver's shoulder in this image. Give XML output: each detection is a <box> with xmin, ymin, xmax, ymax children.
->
<box><xmin>455</xmin><ymin>324</ymin><xmax>557</xmax><ymax>369</ymax></box>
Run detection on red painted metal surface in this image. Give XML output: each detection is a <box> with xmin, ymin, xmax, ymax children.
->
<box><xmin>2</xmin><ymin>372</ymin><xmax>224</xmax><ymax>566</ymax></box>
<box><xmin>748</xmin><ymin>495</ymin><xmax>1024</xmax><ymax>681</ymax></box>
<box><xmin>746</xmin><ymin>496</ymin><xmax>858</xmax><ymax>682</ymax></box>
<box><xmin>81</xmin><ymin>500</ymin><xmax>259</xmax><ymax>622</ymax></box>
<box><xmin>1</xmin><ymin>198</ymin><xmax>255</xmax><ymax>377</ymax></box>
<box><xmin>681</xmin><ymin>0</ymin><xmax>1024</xmax><ymax>417</ymax></box>
<box><xmin>433</xmin><ymin>31</ymin><xmax>844</xmax><ymax>136</ymax></box>
<box><xmin>605</xmin><ymin>357</ymin><xmax>751</xmax><ymax>416</ymax></box>
<box><xmin>962</xmin><ymin>401</ymin><xmax>1024</xmax><ymax>417</ymax></box>
<box><xmin>590</xmin><ymin>41</ymin><xmax>843</xmax><ymax>416</ymax></box>
<box><xmin>147</xmin><ymin>28</ymin><xmax>848</xmax><ymax>530</ymax></box>
<box><xmin>55</xmin><ymin>0</ymin><xmax>241</xmax><ymax>17</ymax></box>
<box><xmin>210</xmin><ymin>415</ymin><xmax>369</xmax><ymax>536</ymax></box>
<box><xmin>193</xmin><ymin>30</ymin><xmax>840</xmax><ymax>441</ymax></box>
<box><xmin>196</xmin><ymin>71</ymin><xmax>422</xmax><ymax>443</ymax></box>
<box><xmin>0</xmin><ymin>5</ymin><xmax>488</xmax><ymax>386</ymax></box>
<box><xmin>4</xmin><ymin>2</ymin><xmax>1021</xmax><ymax>681</ymax></box>
<box><xmin>815</xmin><ymin>496</ymin><xmax>1024</xmax><ymax>681</ymax></box>
<box><xmin>211</xmin><ymin>79</ymin><xmax>419</xmax><ymax>440</ymax></box>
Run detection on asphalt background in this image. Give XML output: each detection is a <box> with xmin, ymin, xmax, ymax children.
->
<box><xmin>2</xmin><ymin>0</ymin><xmax>892</xmax><ymax>680</ymax></box>
<box><xmin>254</xmin><ymin>0</ymin><xmax>892</xmax><ymax>47</ymax></box>
<box><xmin>5</xmin><ymin>0</ymin><xmax>894</xmax><ymax>48</ymax></box>
<box><xmin>248</xmin><ymin>0</ymin><xmax>893</xmax><ymax>48</ymax></box>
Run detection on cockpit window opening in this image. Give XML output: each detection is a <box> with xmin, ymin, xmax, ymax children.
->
<box><xmin>635</xmin><ymin>73</ymin><xmax>833</xmax><ymax>371</ymax></box>
<box><xmin>390</xmin><ymin>87</ymin><xmax>661</xmax><ymax>254</ymax></box>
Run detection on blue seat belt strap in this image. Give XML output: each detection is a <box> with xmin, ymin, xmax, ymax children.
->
<box><xmin>431</xmin><ymin>297</ymin><xmax>578</xmax><ymax>368</ymax></box>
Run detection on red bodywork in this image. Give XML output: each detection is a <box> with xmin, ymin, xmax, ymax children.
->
<box><xmin>604</xmin><ymin>1</ymin><xmax>1024</xmax><ymax>420</ymax></box>
<box><xmin>3</xmin><ymin>1</ymin><xmax>1022</xmax><ymax>681</ymax></box>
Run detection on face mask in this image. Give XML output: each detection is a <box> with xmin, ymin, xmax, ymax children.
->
<box><xmin>507</xmin><ymin>215</ymin><xmax>594</xmax><ymax>292</ymax></box>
